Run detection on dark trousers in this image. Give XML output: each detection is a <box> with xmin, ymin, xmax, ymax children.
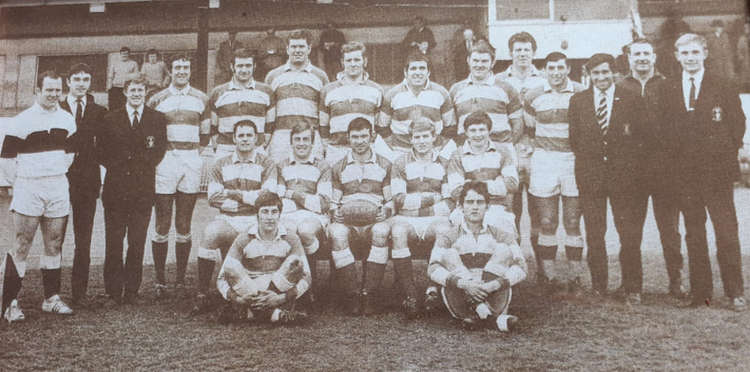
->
<box><xmin>649</xmin><ymin>189</ymin><xmax>683</xmax><ymax>285</ymax></box>
<box><xmin>680</xmin><ymin>183</ymin><xmax>744</xmax><ymax>300</ymax></box>
<box><xmin>580</xmin><ymin>190</ymin><xmax>648</xmax><ymax>293</ymax></box>
<box><xmin>103</xmin><ymin>199</ymin><xmax>153</xmax><ymax>299</ymax></box>
<box><xmin>108</xmin><ymin>87</ymin><xmax>124</xmax><ymax>111</ymax></box>
<box><xmin>70</xmin><ymin>189</ymin><xmax>98</xmax><ymax>300</ymax></box>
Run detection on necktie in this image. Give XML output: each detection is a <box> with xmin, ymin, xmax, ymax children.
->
<box><xmin>688</xmin><ymin>77</ymin><xmax>697</xmax><ymax>111</ymax></box>
<box><xmin>132</xmin><ymin>111</ymin><xmax>140</xmax><ymax>128</ymax></box>
<box><xmin>75</xmin><ymin>98</ymin><xmax>83</xmax><ymax>124</ymax></box>
<box><xmin>596</xmin><ymin>91</ymin><xmax>608</xmax><ymax>135</ymax></box>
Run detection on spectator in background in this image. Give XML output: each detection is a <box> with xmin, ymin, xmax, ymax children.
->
<box><xmin>737</xmin><ymin>22</ymin><xmax>750</xmax><ymax>90</ymax></box>
<box><xmin>706</xmin><ymin>19</ymin><xmax>735</xmax><ymax>79</ymax></box>
<box><xmin>216</xmin><ymin>31</ymin><xmax>244</xmax><ymax>85</ymax></box>
<box><xmin>402</xmin><ymin>16</ymin><xmax>436</xmax><ymax>56</ymax></box>
<box><xmin>452</xmin><ymin>19</ymin><xmax>481</xmax><ymax>84</ymax></box>
<box><xmin>655</xmin><ymin>10</ymin><xmax>691</xmax><ymax>78</ymax></box>
<box><xmin>107</xmin><ymin>47</ymin><xmax>139</xmax><ymax>110</ymax></box>
<box><xmin>319</xmin><ymin>20</ymin><xmax>346</xmax><ymax>81</ymax></box>
<box><xmin>257</xmin><ymin>28</ymin><xmax>287</xmax><ymax>81</ymax></box>
<box><xmin>141</xmin><ymin>49</ymin><xmax>170</xmax><ymax>100</ymax></box>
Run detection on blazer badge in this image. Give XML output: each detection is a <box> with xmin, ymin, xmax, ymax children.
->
<box><xmin>146</xmin><ymin>136</ymin><xmax>155</xmax><ymax>149</ymax></box>
<box><xmin>712</xmin><ymin>106</ymin><xmax>723</xmax><ymax>122</ymax></box>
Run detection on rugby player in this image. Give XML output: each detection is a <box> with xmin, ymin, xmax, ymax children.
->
<box><xmin>216</xmin><ymin>192</ymin><xmax>311</xmax><ymax>324</ymax></box>
<box><xmin>379</xmin><ymin>51</ymin><xmax>456</xmax><ymax>160</ymax></box>
<box><xmin>192</xmin><ymin>120</ymin><xmax>277</xmax><ymax>314</ymax></box>
<box><xmin>147</xmin><ymin>54</ymin><xmax>211</xmax><ymax>298</ymax></box>
<box><xmin>523</xmin><ymin>52</ymin><xmax>586</xmax><ymax>294</ymax></box>
<box><xmin>319</xmin><ymin>41</ymin><xmax>384</xmax><ymax>165</ymax></box>
<box><xmin>265</xmin><ymin>29</ymin><xmax>329</xmax><ymax>164</ymax></box>
<box><xmin>1</xmin><ymin>71</ymin><xmax>76</xmax><ymax>321</ymax></box>
<box><xmin>327</xmin><ymin>118</ymin><xmax>393</xmax><ymax>315</ymax></box>
<box><xmin>428</xmin><ymin>181</ymin><xmax>526</xmax><ymax>332</ymax></box>
<box><xmin>390</xmin><ymin>117</ymin><xmax>453</xmax><ymax>319</ymax></box>
<box><xmin>209</xmin><ymin>48</ymin><xmax>275</xmax><ymax>159</ymax></box>
<box><xmin>277</xmin><ymin>122</ymin><xmax>332</xmax><ymax>303</ymax></box>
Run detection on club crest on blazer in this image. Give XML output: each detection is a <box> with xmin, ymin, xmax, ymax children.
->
<box><xmin>712</xmin><ymin>106</ymin><xmax>723</xmax><ymax>122</ymax></box>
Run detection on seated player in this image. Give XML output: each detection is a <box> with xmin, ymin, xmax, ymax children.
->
<box><xmin>192</xmin><ymin>120</ymin><xmax>277</xmax><ymax>315</ymax></box>
<box><xmin>446</xmin><ymin>111</ymin><xmax>519</xmax><ymax>235</ymax></box>
<box><xmin>216</xmin><ymin>192</ymin><xmax>311</xmax><ymax>324</ymax></box>
<box><xmin>277</xmin><ymin>121</ymin><xmax>332</xmax><ymax>302</ymax></box>
<box><xmin>327</xmin><ymin>117</ymin><xmax>393</xmax><ymax>316</ymax></box>
<box><xmin>428</xmin><ymin>180</ymin><xmax>527</xmax><ymax>332</ymax></box>
<box><xmin>390</xmin><ymin>117</ymin><xmax>453</xmax><ymax>319</ymax></box>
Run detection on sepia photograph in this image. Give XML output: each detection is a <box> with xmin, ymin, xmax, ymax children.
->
<box><xmin>0</xmin><ymin>0</ymin><xmax>749</xmax><ymax>370</ymax></box>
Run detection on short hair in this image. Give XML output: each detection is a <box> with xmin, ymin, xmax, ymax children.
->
<box><xmin>628</xmin><ymin>37</ymin><xmax>654</xmax><ymax>53</ymax></box>
<box><xmin>463</xmin><ymin>111</ymin><xmax>491</xmax><ymax>132</ymax></box>
<box><xmin>289</xmin><ymin>121</ymin><xmax>316</xmax><ymax>144</ymax></box>
<box><xmin>232</xmin><ymin>48</ymin><xmax>255</xmax><ymax>65</ymax></box>
<box><xmin>404</xmin><ymin>51</ymin><xmax>432</xmax><ymax>72</ymax></box>
<box><xmin>585</xmin><ymin>53</ymin><xmax>616</xmax><ymax>72</ymax></box>
<box><xmin>146</xmin><ymin>48</ymin><xmax>158</xmax><ymax>56</ymax></box>
<box><xmin>347</xmin><ymin>117</ymin><xmax>373</xmax><ymax>135</ymax></box>
<box><xmin>710</xmin><ymin>19</ymin><xmax>724</xmax><ymax>28</ymax></box>
<box><xmin>233</xmin><ymin>119</ymin><xmax>258</xmax><ymax>136</ymax></box>
<box><xmin>169</xmin><ymin>53</ymin><xmax>192</xmax><ymax>68</ymax></box>
<box><xmin>287</xmin><ymin>29</ymin><xmax>313</xmax><ymax>46</ymax></box>
<box><xmin>37</xmin><ymin>70</ymin><xmax>62</xmax><ymax>89</ymax></box>
<box><xmin>408</xmin><ymin>117</ymin><xmax>436</xmax><ymax>137</ymax></box>
<box><xmin>508</xmin><ymin>32</ymin><xmax>537</xmax><ymax>53</ymax></box>
<box><xmin>67</xmin><ymin>63</ymin><xmax>92</xmax><ymax>78</ymax></box>
<box><xmin>544</xmin><ymin>51</ymin><xmax>568</xmax><ymax>66</ymax></box>
<box><xmin>123</xmin><ymin>76</ymin><xmax>147</xmax><ymax>91</ymax></box>
<box><xmin>469</xmin><ymin>39</ymin><xmax>495</xmax><ymax>60</ymax></box>
<box><xmin>120</xmin><ymin>47</ymin><xmax>130</xmax><ymax>53</ymax></box>
<box><xmin>341</xmin><ymin>41</ymin><xmax>366</xmax><ymax>56</ymax></box>
<box><xmin>256</xmin><ymin>191</ymin><xmax>283</xmax><ymax>213</ymax></box>
<box><xmin>674</xmin><ymin>33</ymin><xmax>707</xmax><ymax>50</ymax></box>
<box><xmin>459</xmin><ymin>180</ymin><xmax>490</xmax><ymax>205</ymax></box>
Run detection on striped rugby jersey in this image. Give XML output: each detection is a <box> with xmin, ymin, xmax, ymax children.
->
<box><xmin>207</xmin><ymin>150</ymin><xmax>277</xmax><ymax>216</ymax></box>
<box><xmin>447</xmin><ymin>141</ymin><xmax>518</xmax><ymax>207</ymax></box>
<box><xmin>319</xmin><ymin>73</ymin><xmax>383</xmax><ymax>146</ymax></box>
<box><xmin>147</xmin><ymin>85</ymin><xmax>210</xmax><ymax>150</ymax></box>
<box><xmin>276</xmin><ymin>154</ymin><xmax>333</xmax><ymax>215</ymax></box>
<box><xmin>428</xmin><ymin>220</ymin><xmax>527</xmax><ymax>287</ymax></box>
<box><xmin>379</xmin><ymin>80</ymin><xmax>456</xmax><ymax>151</ymax></box>
<box><xmin>495</xmin><ymin>65</ymin><xmax>546</xmax><ymax>101</ymax></box>
<box><xmin>1</xmin><ymin>103</ymin><xmax>76</xmax><ymax>178</ymax></box>
<box><xmin>450</xmin><ymin>75</ymin><xmax>522</xmax><ymax>142</ymax></box>
<box><xmin>523</xmin><ymin>79</ymin><xmax>585</xmax><ymax>153</ymax></box>
<box><xmin>331</xmin><ymin>148</ymin><xmax>392</xmax><ymax>207</ymax></box>
<box><xmin>209</xmin><ymin>79</ymin><xmax>275</xmax><ymax>149</ymax></box>
<box><xmin>265</xmin><ymin>62</ymin><xmax>328</xmax><ymax>131</ymax></box>
<box><xmin>391</xmin><ymin>149</ymin><xmax>454</xmax><ymax>217</ymax></box>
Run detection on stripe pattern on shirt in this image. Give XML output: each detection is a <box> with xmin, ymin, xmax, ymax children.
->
<box><xmin>450</xmin><ymin>77</ymin><xmax>522</xmax><ymax>142</ymax></box>
<box><xmin>148</xmin><ymin>86</ymin><xmax>210</xmax><ymax>150</ymax></box>
<box><xmin>209</xmin><ymin>81</ymin><xmax>275</xmax><ymax>146</ymax></box>
<box><xmin>523</xmin><ymin>80</ymin><xmax>584</xmax><ymax>153</ymax></box>
<box><xmin>266</xmin><ymin>63</ymin><xmax>329</xmax><ymax>130</ymax></box>
<box><xmin>380</xmin><ymin>81</ymin><xmax>455</xmax><ymax>150</ymax></box>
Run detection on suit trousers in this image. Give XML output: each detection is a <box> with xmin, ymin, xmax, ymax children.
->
<box><xmin>581</xmin><ymin>190</ymin><xmax>648</xmax><ymax>293</ymax></box>
<box><xmin>649</xmin><ymin>189</ymin><xmax>683</xmax><ymax>284</ymax></box>
<box><xmin>680</xmin><ymin>183</ymin><xmax>743</xmax><ymax>299</ymax></box>
<box><xmin>70</xmin><ymin>189</ymin><xmax>98</xmax><ymax>300</ymax></box>
<box><xmin>103</xmin><ymin>198</ymin><xmax>153</xmax><ymax>299</ymax></box>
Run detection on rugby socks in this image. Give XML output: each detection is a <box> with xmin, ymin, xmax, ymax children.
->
<box><xmin>565</xmin><ymin>235</ymin><xmax>585</xmax><ymax>284</ymax></box>
<box><xmin>175</xmin><ymin>241</ymin><xmax>191</xmax><ymax>285</ymax></box>
<box><xmin>363</xmin><ymin>245</ymin><xmax>388</xmax><ymax>294</ymax></box>
<box><xmin>41</xmin><ymin>254</ymin><xmax>62</xmax><ymax>299</ymax></box>
<box><xmin>151</xmin><ymin>241</ymin><xmax>168</xmax><ymax>285</ymax></box>
<box><xmin>197</xmin><ymin>258</ymin><xmax>215</xmax><ymax>295</ymax></box>
<box><xmin>538</xmin><ymin>234</ymin><xmax>558</xmax><ymax>283</ymax></box>
<box><xmin>391</xmin><ymin>247</ymin><xmax>416</xmax><ymax>299</ymax></box>
<box><xmin>1</xmin><ymin>253</ymin><xmax>24</xmax><ymax>315</ymax></box>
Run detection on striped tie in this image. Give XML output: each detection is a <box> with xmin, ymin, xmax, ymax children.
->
<box><xmin>596</xmin><ymin>91</ymin><xmax>608</xmax><ymax>135</ymax></box>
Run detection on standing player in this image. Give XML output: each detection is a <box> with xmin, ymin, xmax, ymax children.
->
<box><xmin>1</xmin><ymin>71</ymin><xmax>76</xmax><ymax>321</ymax></box>
<box><xmin>265</xmin><ymin>29</ymin><xmax>329</xmax><ymax>164</ymax></box>
<box><xmin>209</xmin><ymin>48</ymin><xmax>275</xmax><ymax>160</ymax></box>
<box><xmin>107</xmin><ymin>47</ymin><xmax>139</xmax><ymax>110</ymax></box>
<box><xmin>192</xmin><ymin>120</ymin><xmax>277</xmax><ymax>314</ymax></box>
<box><xmin>319</xmin><ymin>41</ymin><xmax>384</xmax><ymax>165</ymax></box>
<box><xmin>523</xmin><ymin>52</ymin><xmax>586</xmax><ymax>294</ymax></box>
<box><xmin>428</xmin><ymin>181</ymin><xmax>526</xmax><ymax>332</ymax></box>
<box><xmin>147</xmin><ymin>55</ymin><xmax>211</xmax><ymax>298</ymax></box>
<box><xmin>277</xmin><ymin>122</ymin><xmax>332</xmax><ymax>302</ymax></box>
<box><xmin>379</xmin><ymin>52</ymin><xmax>456</xmax><ymax>159</ymax></box>
<box><xmin>450</xmin><ymin>39</ymin><xmax>523</xmax><ymax>147</ymax></box>
<box><xmin>390</xmin><ymin>118</ymin><xmax>453</xmax><ymax>319</ymax></box>
<box><xmin>60</xmin><ymin>63</ymin><xmax>108</xmax><ymax>307</ymax></box>
<box><xmin>327</xmin><ymin>118</ymin><xmax>392</xmax><ymax>316</ymax></box>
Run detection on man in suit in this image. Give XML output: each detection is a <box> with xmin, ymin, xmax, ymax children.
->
<box><xmin>60</xmin><ymin>63</ymin><xmax>108</xmax><ymax>307</ymax></box>
<box><xmin>658</xmin><ymin>33</ymin><xmax>746</xmax><ymax>311</ymax></box>
<box><xmin>98</xmin><ymin>77</ymin><xmax>167</xmax><ymax>305</ymax></box>
<box><xmin>569</xmin><ymin>54</ymin><xmax>647</xmax><ymax>303</ymax></box>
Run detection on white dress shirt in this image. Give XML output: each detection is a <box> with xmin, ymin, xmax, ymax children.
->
<box><xmin>593</xmin><ymin>84</ymin><xmax>615</xmax><ymax>125</ymax></box>
<box><xmin>126</xmin><ymin>104</ymin><xmax>144</xmax><ymax>126</ymax></box>
<box><xmin>67</xmin><ymin>95</ymin><xmax>87</xmax><ymax>119</ymax></box>
<box><xmin>682</xmin><ymin>68</ymin><xmax>704</xmax><ymax>111</ymax></box>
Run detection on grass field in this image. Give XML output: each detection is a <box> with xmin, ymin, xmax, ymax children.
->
<box><xmin>1</xmin><ymin>192</ymin><xmax>750</xmax><ymax>371</ymax></box>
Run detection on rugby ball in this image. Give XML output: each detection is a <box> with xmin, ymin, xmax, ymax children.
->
<box><xmin>340</xmin><ymin>200</ymin><xmax>379</xmax><ymax>226</ymax></box>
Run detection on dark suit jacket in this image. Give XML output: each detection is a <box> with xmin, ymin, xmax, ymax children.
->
<box><xmin>569</xmin><ymin>84</ymin><xmax>646</xmax><ymax>197</ymax></box>
<box><xmin>97</xmin><ymin>105</ymin><xmax>167</xmax><ymax>205</ymax></box>
<box><xmin>60</xmin><ymin>94</ymin><xmax>107</xmax><ymax>198</ymax></box>
<box><xmin>657</xmin><ymin>73</ymin><xmax>746</xmax><ymax>190</ymax></box>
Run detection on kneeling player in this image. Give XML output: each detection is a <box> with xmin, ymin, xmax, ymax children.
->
<box><xmin>217</xmin><ymin>192</ymin><xmax>311</xmax><ymax>324</ymax></box>
<box><xmin>390</xmin><ymin>117</ymin><xmax>452</xmax><ymax>319</ymax></box>
<box><xmin>192</xmin><ymin>120</ymin><xmax>277</xmax><ymax>314</ymax></box>
<box><xmin>327</xmin><ymin>118</ymin><xmax>393</xmax><ymax>315</ymax></box>
<box><xmin>277</xmin><ymin>122</ymin><xmax>332</xmax><ymax>300</ymax></box>
<box><xmin>428</xmin><ymin>181</ymin><xmax>527</xmax><ymax>332</ymax></box>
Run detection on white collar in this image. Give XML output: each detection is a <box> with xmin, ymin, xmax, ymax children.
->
<box><xmin>67</xmin><ymin>95</ymin><xmax>87</xmax><ymax>107</ymax></box>
<box><xmin>232</xmin><ymin>149</ymin><xmax>259</xmax><ymax>164</ymax></box>
<box><xmin>248</xmin><ymin>223</ymin><xmax>287</xmax><ymax>241</ymax></box>
<box><xmin>126</xmin><ymin>104</ymin><xmax>144</xmax><ymax>118</ymax></box>
<box><xmin>682</xmin><ymin>68</ymin><xmax>705</xmax><ymax>86</ymax></box>
<box><xmin>229</xmin><ymin>78</ymin><xmax>256</xmax><ymax>90</ymax></box>
<box><xmin>346</xmin><ymin>147</ymin><xmax>377</xmax><ymax>164</ymax></box>
<box><xmin>169</xmin><ymin>84</ymin><xmax>191</xmax><ymax>95</ymax></box>
<box><xmin>543</xmin><ymin>79</ymin><xmax>575</xmax><ymax>93</ymax></box>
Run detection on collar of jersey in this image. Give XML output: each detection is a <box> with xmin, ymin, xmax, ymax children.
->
<box><xmin>503</xmin><ymin>64</ymin><xmax>542</xmax><ymax>78</ymax></box>
<box><xmin>346</xmin><ymin>147</ymin><xmax>377</xmax><ymax>164</ymax></box>
<box><xmin>335</xmin><ymin>71</ymin><xmax>370</xmax><ymax>84</ymax></box>
<box><xmin>461</xmin><ymin>140</ymin><xmax>497</xmax><ymax>155</ymax></box>
<box><xmin>231</xmin><ymin>149</ymin><xmax>259</xmax><ymax>164</ymax></box>
<box><xmin>289</xmin><ymin>153</ymin><xmax>317</xmax><ymax>165</ymax></box>
<box><xmin>284</xmin><ymin>61</ymin><xmax>313</xmax><ymax>73</ymax></box>
<box><xmin>409</xmin><ymin>148</ymin><xmax>439</xmax><ymax>162</ymax></box>
<box><xmin>169</xmin><ymin>84</ymin><xmax>191</xmax><ymax>96</ymax></box>
<box><xmin>229</xmin><ymin>78</ymin><xmax>256</xmax><ymax>90</ymax></box>
<box><xmin>247</xmin><ymin>223</ymin><xmax>287</xmax><ymax>241</ymax></box>
<box><xmin>543</xmin><ymin>79</ymin><xmax>575</xmax><ymax>93</ymax></box>
<box><xmin>459</xmin><ymin>219</ymin><xmax>489</xmax><ymax>236</ymax></box>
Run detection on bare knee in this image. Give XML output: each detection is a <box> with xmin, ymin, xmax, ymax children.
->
<box><xmin>297</xmin><ymin>219</ymin><xmax>322</xmax><ymax>243</ymax></box>
<box><xmin>327</xmin><ymin>223</ymin><xmax>350</xmax><ymax>250</ymax></box>
<box><xmin>371</xmin><ymin>222</ymin><xmax>390</xmax><ymax>246</ymax></box>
